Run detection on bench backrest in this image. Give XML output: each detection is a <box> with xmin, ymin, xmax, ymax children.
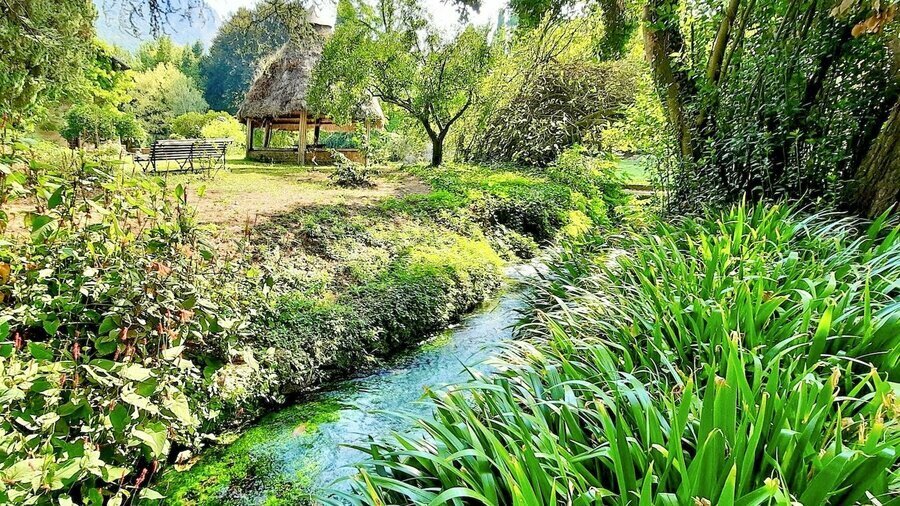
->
<box><xmin>148</xmin><ymin>139</ymin><xmax>231</xmax><ymax>161</ymax></box>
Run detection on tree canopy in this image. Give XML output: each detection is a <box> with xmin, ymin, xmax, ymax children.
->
<box><xmin>130</xmin><ymin>62</ymin><xmax>208</xmax><ymax>138</ymax></box>
<box><xmin>309</xmin><ymin>0</ymin><xmax>492</xmax><ymax>166</ymax></box>
<box><xmin>0</xmin><ymin>0</ymin><xmax>96</xmax><ymax>122</ymax></box>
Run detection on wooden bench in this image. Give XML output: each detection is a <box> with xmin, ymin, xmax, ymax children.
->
<box><xmin>134</xmin><ymin>138</ymin><xmax>231</xmax><ymax>174</ymax></box>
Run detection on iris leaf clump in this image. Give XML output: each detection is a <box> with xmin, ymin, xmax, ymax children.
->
<box><xmin>334</xmin><ymin>204</ymin><xmax>900</xmax><ymax>505</ymax></box>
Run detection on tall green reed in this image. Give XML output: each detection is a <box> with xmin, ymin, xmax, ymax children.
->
<box><xmin>329</xmin><ymin>204</ymin><xmax>900</xmax><ymax>505</ymax></box>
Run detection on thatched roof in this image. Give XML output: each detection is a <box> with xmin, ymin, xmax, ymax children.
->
<box><xmin>237</xmin><ymin>26</ymin><xmax>385</xmax><ymax>125</ymax></box>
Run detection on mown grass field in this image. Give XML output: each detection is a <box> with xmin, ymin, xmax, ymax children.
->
<box><xmin>616</xmin><ymin>156</ymin><xmax>649</xmax><ymax>185</ymax></box>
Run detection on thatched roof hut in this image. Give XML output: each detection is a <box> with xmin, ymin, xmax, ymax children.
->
<box><xmin>238</xmin><ymin>24</ymin><xmax>385</xmax><ymax>165</ymax></box>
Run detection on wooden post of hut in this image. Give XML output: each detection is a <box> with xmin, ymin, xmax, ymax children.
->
<box><xmin>298</xmin><ymin>111</ymin><xmax>307</xmax><ymax>165</ymax></box>
<box><xmin>245</xmin><ymin>118</ymin><xmax>253</xmax><ymax>157</ymax></box>
<box><xmin>263</xmin><ymin>119</ymin><xmax>273</xmax><ymax>148</ymax></box>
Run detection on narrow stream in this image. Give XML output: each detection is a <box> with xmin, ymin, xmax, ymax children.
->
<box><xmin>167</xmin><ymin>263</ymin><xmax>538</xmax><ymax>505</ymax></box>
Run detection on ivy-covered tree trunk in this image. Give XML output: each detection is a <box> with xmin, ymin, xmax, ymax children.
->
<box><xmin>849</xmin><ymin>99</ymin><xmax>900</xmax><ymax>217</ymax></box>
<box><xmin>643</xmin><ymin>0</ymin><xmax>697</xmax><ymax>162</ymax></box>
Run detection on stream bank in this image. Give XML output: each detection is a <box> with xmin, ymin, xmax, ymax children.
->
<box><xmin>161</xmin><ymin>262</ymin><xmax>540</xmax><ymax>505</ymax></box>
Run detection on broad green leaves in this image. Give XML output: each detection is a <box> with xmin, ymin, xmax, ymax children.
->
<box><xmin>0</xmin><ymin>138</ymin><xmax>264</xmax><ymax>504</ymax></box>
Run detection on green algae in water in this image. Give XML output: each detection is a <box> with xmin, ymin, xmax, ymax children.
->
<box><xmin>160</xmin><ymin>399</ymin><xmax>342</xmax><ymax>506</ymax></box>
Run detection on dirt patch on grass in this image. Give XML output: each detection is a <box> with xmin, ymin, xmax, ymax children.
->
<box><xmin>0</xmin><ymin>161</ymin><xmax>430</xmax><ymax>243</ymax></box>
<box><xmin>179</xmin><ymin>163</ymin><xmax>430</xmax><ymax>239</ymax></box>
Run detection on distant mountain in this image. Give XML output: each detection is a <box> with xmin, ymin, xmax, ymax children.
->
<box><xmin>94</xmin><ymin>0</ymin><xmax>222</xmax><ymax>50</ymax></box>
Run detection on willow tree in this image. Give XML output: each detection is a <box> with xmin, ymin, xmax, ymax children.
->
<box><xmin>505</xmin><ymin>0</ymin><xmax>638</xmax><ymax>58</ymax></box>
<box><xmin>309</xmin><ymin>0</ymin><xmax>491</xmax><ymax>166</ymax></box>
<box><xmin>642</xmin><ymin>0</ymin><xmax>898</xmax><ymax>214</ymax></box>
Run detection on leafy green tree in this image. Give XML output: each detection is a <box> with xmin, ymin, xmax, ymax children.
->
<box><xmin>61</xmin><ymin>104</ymin><xmax>145</xmax><ymax>148</ymax></box>
<box><xmin>310</xmin><ymin>0</ymin><xmax>492</xmax><ymax>166</ymax></box>
<box><xmin>114</xmin><ymin>111</ymin><xmax>146</xmax><ymax>148</ymax></box>
<box><xmin>463</xmin><ymin>60</ymin><xmax>641</xmax><ymax>166</ymax></box>
<box><xmin>79</xmin><ymin>40</ymin><xmax>134</xmax><ymax>109</ymax></box>
<box><xmin>641</xmin><ymin>0</ymin><xmax>898</xmax><ymax>213</ymax></box>
<box><xmin>168</xmin><ymin>109</ymin><xmax>242</xmax><ymax>149</ymax></box>
<box><xmin>179</xmin><ymin>41</ymin><xmax>204</xmax><ymax>83</ymax></box>
<box><xmin>170</xmin><ymin>110</ymin><xmax>216</xmax><ymax>138</ymax></box>
<box><xmin>0</xmin><ymin>0</ymin><xmax>96</xmax><ymax>121</ymax></box>
<box><xmin>134</xmin><ymin>35</ymin><xmax>179</xmax><ymax>70</ymax></box>
<box><xmin>200</xmin><ymin>4</ymin><xmax>291</xmax><ymax>113</ymax></box>
<box><xmin>508</xmin><ymin>0</ymin><xmax>569</xmax><ymax>28</ymax></box>
<box><xmin>133</xmin><ymin>36</ymin><xmax>203</xmax><ymax>84</ymax></box>
<box><xmin>61</xmin><ymin>104</ymin><xmax>119</xmax><ymax>146</ymax></box>
<box><xmin>455</xmin><ymin>12</ymin><xmax>645</xmax><ymax>166</ymax></box>
<box><xmin>501</xmin><ymin>0</ymin><xmax>636</xmax><ymax>58</ymax></box>
<box><xmin>200</xmin><ymin>113</ymin><xmax>245</xmax><ymax>153</ymax></box>
<box><xmin>130</xmin><ymin>63</ymin><xmax>209</xmax><ymax>139</ymax></box>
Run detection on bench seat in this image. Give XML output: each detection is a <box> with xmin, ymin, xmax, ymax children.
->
<box><xmin>134</xmin><ymin>138</ymin><xmax>232</xmax><ymax>174</ymax></box>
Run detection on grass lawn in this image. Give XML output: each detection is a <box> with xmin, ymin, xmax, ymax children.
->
<box><xmin>163</xmin><ymin>157</ymin><xmax>429</xmax><ymax>240</ymax></box>
<box><xmin>4</xmin><ymin>157</ymin><xmax>429</xmax><ymax>243</ymax></box>
<box><xmin>617</xmin><ymin>156</ymin><xmax>650</xmax><ymax>185</ymax></box>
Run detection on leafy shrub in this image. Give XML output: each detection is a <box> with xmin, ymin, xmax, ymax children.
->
<box><xmin>335</xmin><ymin>204</ymin><xmax>900</xmax><ymax>505</ymax></box>
<box><xmin>546</xmin><ymin>145</ymin><xmax>628</xmax><ymax>216</ymax></box>
<box><xmin>169</xmin><ymin>111</ymin><xmax>242</xmax><ymax>144</ymax></box>
<box><xmin>114</xmin><ymin>114</ymin><xmax>146</xmax><ymax>149</ymax></box>
<box><xmin>493</xmin><ymin>227</ymin><xmax>539</xmax><ymax>259</ymax></box>
<box><xmin>169</xmin><ymin>111</ymin><xmax>216</xmax><ymax>138</ymax></box>
<box><xmin>460</xmin><ymin>60</ymin><xmax>642</xmax><ymax>166</ymax></box>
<box><xmin>169</xmin><ymin>111</ymin><xmax>244</xmax><ymax>155</ymax></box>
<box><xmin>419</xmin><ymin>164</ymin><xmax>609</xmax><ymax>242</ymax></box>
<box><xmin>199</xmin><ymin>114</ymin><xmax>245</xmax><ymax>155</ymax></box>
<box><xmin>0</xmin><ymin>140</ymin><xmax>271</xmax><ymax>505</ymax></box>
<box><xmin>61</xmin><ymin>105</ymin><xmax>145</xmax><ymax>148</ymax></box>
<box><xmin>329</xmin><ymin>151</ymin><xmax>375</xmax><ymax>188</ymax></box>
<box><xmin>369</xmin><ymin>131</ymin><xmax>427</xmax><ymax>165</ymax></box>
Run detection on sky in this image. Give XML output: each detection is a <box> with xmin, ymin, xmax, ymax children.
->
<box><xmin>205</xmin><ymin>0</ymin><xmax>507</xmax><ymax>31</ymax></box>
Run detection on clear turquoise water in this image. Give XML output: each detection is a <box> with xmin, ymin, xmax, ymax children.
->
<box><xmin>182</xmin><ymin>263</ymin><xmax>537</xmax><ymax>504</ymax></box>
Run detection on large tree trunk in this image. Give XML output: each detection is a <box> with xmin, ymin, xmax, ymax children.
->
<box><xmin>849</xmin><ymin>98</ymin><xmax>900</xmax><ymax>217</ymax></box>
<box><xmin>431</xmin><ymin>136</ymin><xmax>444</xmax><ymax>167</ymax></box>
<box><xmin>643</xmin><ymin>0</ymin><xmax>695</xmax><ymax>161</ymax></box>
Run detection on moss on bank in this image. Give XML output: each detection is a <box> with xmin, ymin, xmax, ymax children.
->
<box><xmin>161</xmin><ymin>399</ymin><xmax>343</xmax><ymax>505</ymax></box>
<box><xmin>159</xmin><ymin>161</ymin><xmax>623</xmax><ymax>504</ymax></box>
